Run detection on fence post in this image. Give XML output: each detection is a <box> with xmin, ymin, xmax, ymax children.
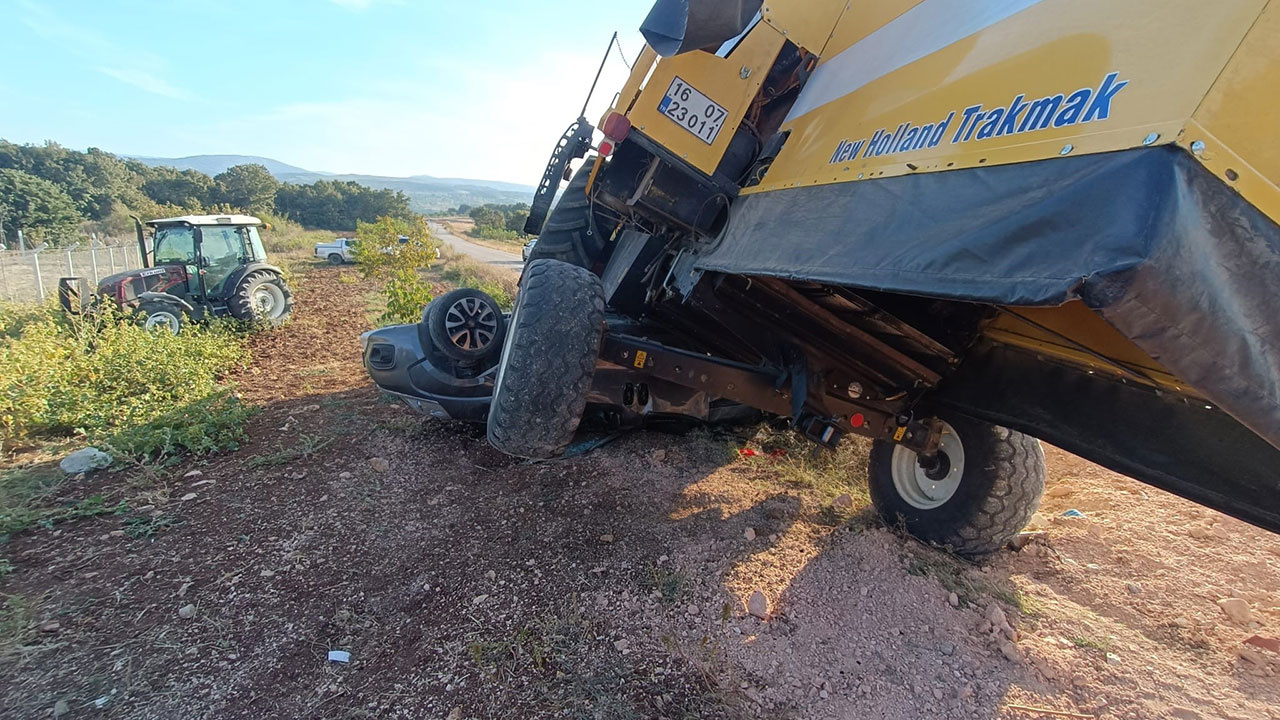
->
<box><xmin>109</xmin><ymin>246</ymin><xmax>117</xmax><ymax>274</ymax></box>
<box><xmin>32</xmin><ymin>251</ymin><xmax>44</xmax><ymax>301</ymax></box>
<box><xmin>66</xmin><ymin>249</ymin><xmax>75</xmax><ymax>278</ymax></box>
<box><xmin>91</xmin><ymin>245</ymin><xmax>100</xmax><ymax>282</ymax></box>
<box><xmin>0</xmin><ymin>260</ymin><xmax>10</xmax><ymax>301</ymax></box>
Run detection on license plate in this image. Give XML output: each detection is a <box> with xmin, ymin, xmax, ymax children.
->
<box><xmin>657</xmin><ymin>77</ymin><xmax>728</xmax><ymax>145</ymax></box>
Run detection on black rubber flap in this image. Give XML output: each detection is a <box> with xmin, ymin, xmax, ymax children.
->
<box><xmin>641</xmin><ymin>0</ymin><xmax>763</xmax><ymax>57</ymax></box>
<box><xmin>697</xmin><ymin>146</ymin><xmax>1280</xmax><ymax>452</ymax></box>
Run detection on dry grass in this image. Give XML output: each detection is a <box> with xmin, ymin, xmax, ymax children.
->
<box><xmin>738</xmin><ymin>425</ymin><xmax>873</xmax><ymax>510</ymax></box>
<box><xmin>0</xmin><ymin>592</ymin><xmax>42</xmax><ymax>660</ymax></box>
<box><xmin>427</xmin><ymin>251</ymin><xmax>518</xmax><ymax>310</ymax></box>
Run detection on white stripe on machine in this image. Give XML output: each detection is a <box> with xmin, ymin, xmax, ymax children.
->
<box><xmin>784</xmin><ymin>0</ymin><xmax>1047</xmax><ymax>122</ymax></box>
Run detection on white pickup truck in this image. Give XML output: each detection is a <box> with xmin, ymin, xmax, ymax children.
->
<box><xmin>315</xmin><ymin>237</ymin><xmax>355</xmax><ymax>265</ymax></box>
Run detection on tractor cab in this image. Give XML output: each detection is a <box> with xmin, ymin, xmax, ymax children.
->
<box><xmin>60</xmin><ymin>214</ymin><xmax>293</xmax><ymax>334</ymax></box>
<box><xmin>141</xmin><ymin>215</ymin><xmax>269</xmax><ymax>304</ymax></box>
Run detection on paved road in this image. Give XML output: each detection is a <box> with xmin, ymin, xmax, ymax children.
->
<box><xmin>428</xmin><ymin>221</ymin><xmax>524</xmax><ymax>270</ymax></box>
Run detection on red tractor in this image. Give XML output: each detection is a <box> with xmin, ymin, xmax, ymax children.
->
<box><xmin>60</xmin><ymin>214</ymin><xmax>294</xmax><ymax>334</ymax></box>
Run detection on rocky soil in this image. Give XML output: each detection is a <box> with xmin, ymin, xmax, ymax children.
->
<box><xmin>2</xmin><ymin>262</ymin><xmax>1278</xmax><ymax>719</ymax></box>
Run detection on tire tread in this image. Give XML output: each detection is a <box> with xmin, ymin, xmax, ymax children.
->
<box><xmin>486</xmin><ymin>260</ymin><xmax>605</xmax><ymax>458</ymax></box>
<box><xmin>868</xmin><ymin>419</ymin><xmax>1045</xmax><ymax>558</ymax></box>
<box><xmin>229</xmin><ymin>270</ymin><xmax>294</xmax><ymax>326</ymax></box>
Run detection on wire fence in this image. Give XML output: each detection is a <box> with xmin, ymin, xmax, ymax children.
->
<box><xmin>0</xmin><ymin>236</ymin><xmax>143</xmax><ymax>303</ymax></box>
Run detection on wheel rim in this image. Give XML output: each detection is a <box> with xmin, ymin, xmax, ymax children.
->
<box><xmin>144</xmin><ymin>310</ymin><xmax>181</xmax><ymax>335</ymax></box>
<box><xmin>889</xmin><ymin>420</ymin><xmax>966</xmax><ymax>510</ymax></box>
<box><xmin>252</xmin><ymin>284</ymin><xmax>286</xmax><ymax>319</ymax></box>
<box><xmin>443</xmin><ymin>296</ymin><xmax>499</xmax><ymax>352</ymax></box>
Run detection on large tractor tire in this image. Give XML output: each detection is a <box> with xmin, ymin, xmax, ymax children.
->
<box><xmin>526</xmin><ymin>160</ymin><xmax>617</xmax><ymax>269</ymax></box>
<box><xmin>487</xmin><ymin>259</ymin><xmax>605</xmax><ymax>459</ymax></box>
<box><xmin>867</xmin><ymin>413</ymin><xmax>1045</xmax><ymax>558</ymax></box>
<box><xmin>230</xmin><ymin>271</ymin><xmax>294</xmax><ymax>327</ymax></box>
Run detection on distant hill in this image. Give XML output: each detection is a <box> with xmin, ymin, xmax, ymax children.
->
<box><xmin>129</xmin><ymin>154</ymin><xmax>313</xmax><ymax>178</ymax></box>
<box><xmin>410</xmin><ymin>176</ymin><xmax>535</xmax><ymax>194</ymax></box>
<box><xmin>131</xmin><ymin>155</ymin><xmax>535</xmax><ymax>213</ymax></box>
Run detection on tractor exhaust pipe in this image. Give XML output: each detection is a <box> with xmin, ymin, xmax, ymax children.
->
<box><xmin>640</xmin><ymin>0</ymin><xmax>763</xmax><ymax>57</ymax></box>
<box><xmin>132</xmin><ymin>214</ymin><xmax>150</xmax><ymax>268</ymax></box>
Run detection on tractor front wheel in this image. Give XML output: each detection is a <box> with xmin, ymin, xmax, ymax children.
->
<box><xmin>230</xmin><ymin>271</ymin><xmax>294</xmax><ymax>327</ymax></box>
<box><xmin>137</xmin><ymin>301</ymin><xmax>184</xmax><ymax>335</ymax></box>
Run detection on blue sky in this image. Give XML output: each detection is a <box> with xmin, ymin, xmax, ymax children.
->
<box><xmin>0</xmin><ymin>0</ymin><xmax>649</xmax><ymax>184</ymax></box>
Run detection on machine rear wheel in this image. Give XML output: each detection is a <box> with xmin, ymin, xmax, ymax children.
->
<box><xmin>327</xmin><ymin>253</ymin><xmax>344</xmax><ymax>265</ymax></box>
<box><xmin>867</xmin><ymin>413</ymin><xmax>1045</xmax><ymax>558</ymax></box>
<box><xmin>487</xmin><ymin>259</ymin><xmax>605</xmax><ymax>458</ymax></box>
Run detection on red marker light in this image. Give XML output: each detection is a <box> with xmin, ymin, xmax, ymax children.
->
<box><xmin>602</xmin><ymin>112</ymin><xmax>631</xmax><ymax>142</ymax></box>
<box><xmin>850</xmin><ymin>413</ymin><xmax>865</xmax><ymax>428</ymax></box>
<box><xmin>598</xmin><ymin>112</ymin><xmax>632</xmax><ymax>158</ymax></box>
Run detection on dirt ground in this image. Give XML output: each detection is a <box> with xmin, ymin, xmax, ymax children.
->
<box><xmin>3</xmin><ymin>262</ymin><xmax>1279</xmax><ymax>719</ymax></box>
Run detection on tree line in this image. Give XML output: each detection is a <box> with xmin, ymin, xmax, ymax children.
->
<box><xmin>0</xmin><ymin>140</ymin><xmax>414</xmax><ymax>246</ymax></box>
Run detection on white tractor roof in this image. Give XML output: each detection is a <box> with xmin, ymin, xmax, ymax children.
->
<box><xmin>148</xmin><ymin>214</ymin><xmax>263</xmax><ymax>227</ymax></box>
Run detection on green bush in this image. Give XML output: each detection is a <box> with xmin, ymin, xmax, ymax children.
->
<box><xmin>467</xmin><ymin>203</ymin><xmax>529</xmax><ymax>235</ymax></box>
<box><xmin>354</xmin><ymin>216</ymin><xmax>440</xmax><ymax>324</ymax></box>
<box><xmin>471</xmin><ymin>225</ymin><xmax>525</xmax><ymax>243</ymax></box>
<box><xmin>0</xmin><ymin>302</ymin><xmax>251</xmax><ymax>459</ymax></box>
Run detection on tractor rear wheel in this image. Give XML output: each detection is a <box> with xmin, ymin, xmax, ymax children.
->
<box><xmin>230</xmin><ymin>271</ymin><xmax>294</xmax><ymax>327</ymax></box>
<box><xmin>137</xmin><ymin>301</ymin><xmax>184</xmax><ymax>335</ymax></box>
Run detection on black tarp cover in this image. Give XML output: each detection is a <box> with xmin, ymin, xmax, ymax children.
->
<box><xmin>696</xmin><ymin>146</ymin><xmax>1280</xmax><ymax>453</ymax></box>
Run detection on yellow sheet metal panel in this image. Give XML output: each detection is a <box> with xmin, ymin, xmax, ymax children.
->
<box><xmin>984</xmin><ymin>302</ymin><xmax>1195</xmax><ymax>395</ymax></box>
<box><xmin>609</xmin><ymin>45</ymin><xmax>660</xmax><ymax>120</ymax></box>
<box><xmin>625</xmin><ymin>23</ymin><xmax>787</xmax><ymax>176</ymax></box>
<box><xmin>751</xmin><ymin>0</ymin><xmax>1268</xmax><ymax>194</ymax></box>
<box><xmin>1189</xmin><ymin>0</ymin><xmax>1280</xmax><ymax>225</ymax></box>
<box><xmin>761</xmin><ymin>0</ymin><xmax>850</xmax><ymax>54</ymax></box>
